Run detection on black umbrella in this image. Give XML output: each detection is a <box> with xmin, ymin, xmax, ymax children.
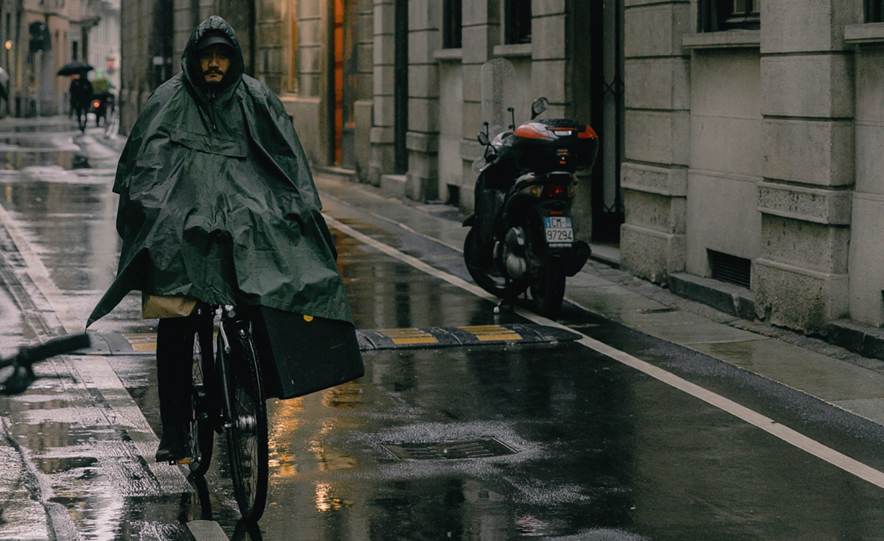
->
<box><xmin>57</xmin><ymin>61</ymin><xmax>94</xmax><ymax>76</ymax></box>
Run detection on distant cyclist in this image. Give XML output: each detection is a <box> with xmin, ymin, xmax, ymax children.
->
<box><xmin>86</xmin><ymin>16</ymin><xmax>353</xmax><ymax>463</ymax></box>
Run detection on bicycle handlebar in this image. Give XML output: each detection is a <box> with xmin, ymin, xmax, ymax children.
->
<box><xmin>0</xmin><ymin>333</ymin><xmax>90</xmax><ymax>394</ymax></box>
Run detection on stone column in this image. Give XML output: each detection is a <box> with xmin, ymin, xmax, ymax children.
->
<box><xmin>619</xmin><ymin>0</ymin><xmax>690</xmax><ymax>283</ymax></box>
<box><xmin>172</xmin><ymin>0</ymin><xmax>206</xmax><ymax>74</ymax></box>
<box><xmin>531</xmin><ymin>1</ymin><xmax>567</xmax><ymax>117</ymax></box>
<box><xmin>355</xmin><ymin>0</ymin><xmax>375</xmax><ymax>182</ymax></box>
<box><xmin>405</xmin><ymin>0</ymin><xmax>440</xmax><ymax>201</ymax></box>
<box><xmin>459</xmin><ymin>0</ymin><xmax>500</xmax><ymax>204</ymax></box>
<box><xmin>754</xmin><ymin>1</ymin><xmax>855</xmax><ymax>334</ymax></box>
<box><xmin>369</xmin><ymin>0</ymin><xmax>396</xmax><ymax>186</ymax></box>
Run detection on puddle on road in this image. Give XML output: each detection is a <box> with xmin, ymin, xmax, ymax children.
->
<box><xmin>0</xmin><ymin>151</ymin><xmax>88</xmax><ymax>171</ymax></box>
<box><xmin>0</xmin><ymin>124</ymin><xmax>87</xmax><ymax>171</ymax></box>
<box><xmin>35</xmin><ymin>455</ymin><xmax>97</xmax><ymax>474</ymax></box>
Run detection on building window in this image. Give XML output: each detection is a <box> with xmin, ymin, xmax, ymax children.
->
<box><xmin>698</xmin><ymin>0</ymin><xmax>760</xmax><ymax>32</ymax></box>
<box><xmin>504</xmin><ymin>0</ymin><xmax>531</xmax><ymax>44</ymax></box>
<box><xmin>443</xmin><ymin>0</ymin><xmax>462</xmax><ymax>49</ymax></box>
<box><xmin>867</xmin><ymin>0</ymin><xmax>884</xmax><ymax>22</ymax></box>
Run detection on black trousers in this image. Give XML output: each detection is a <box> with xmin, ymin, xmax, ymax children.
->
<box><xmin>156</xmin><ymin>316</ymin><xmax>199</xmax><ymax>428</ymax></box>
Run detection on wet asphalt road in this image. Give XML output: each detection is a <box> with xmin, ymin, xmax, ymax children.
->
<box><xmin>1</xmin><ymin>118</ymin><xmax>884</xmax><ymax>540</ymax></box>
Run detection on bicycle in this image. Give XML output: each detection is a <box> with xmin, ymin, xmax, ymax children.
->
<box><xmin>0</xmin><ymin>334</ymin><xmax>90</xmax><ymax>394</ymax></box>
<box><xmin>103</xmin><ymin>98</ymin><xmax>119</xmax><ymax>139</ymax></box>
<box><xmin>172</xmin><ymin>304</ymin><xmax>269</xmax><ymax>522</ymax></box>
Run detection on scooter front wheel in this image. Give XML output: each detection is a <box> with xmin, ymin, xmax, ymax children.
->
<box><xmin>464</xmin><ymin>228</ymin><xmax>529</xmax><ymax>299</ymax></box>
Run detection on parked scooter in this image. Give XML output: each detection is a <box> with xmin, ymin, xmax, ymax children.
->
<box><xmin>463</xmin><ymin>96</ymin><xmax>599</xmax><ymax>319</ymax></box>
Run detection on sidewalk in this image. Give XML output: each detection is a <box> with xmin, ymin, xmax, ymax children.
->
<box><xmin>313</xmin><ymin>172</ymin><xmax>884</xmax><ymax>429</ymax></box>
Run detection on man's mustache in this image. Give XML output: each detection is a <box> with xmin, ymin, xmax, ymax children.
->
<box><xmin>203</xmin><ymin>68</ymin><xmax>224</xmax><ymax>76</ymax></box>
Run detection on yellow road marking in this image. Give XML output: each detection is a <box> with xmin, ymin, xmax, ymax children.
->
<box><xmin>459</xmin><ymin>325</ymin><xmax>522</xmax><ymax>341</ymax></box>
<box><xmin>123</xmin><ymin>333</ymin><xmax>157</xmax><ymax>351</ymax></box>
<box><xmin>379</xmin><ymin>328</ymin><xmax>438</xmax><ymax>345</ymax></box>
<box><xmin>475</xmin><ymin>334</ymin><xmax>521</xmax><ymax>342</ymax></box>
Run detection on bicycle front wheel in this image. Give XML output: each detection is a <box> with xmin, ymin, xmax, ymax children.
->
<box><xmin>223</xmin><ymin>325</ymin><xmax>268</xmax><ymax>521</ymax></box>
<box><xmin>188</xmin><ymin>315</ymin><xmax>215</xmax><ymax>477</ymax></box>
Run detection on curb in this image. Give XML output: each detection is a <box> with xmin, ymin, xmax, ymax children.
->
<box><xmin>668</xmin><ymin>272</ymin><xmax>757</xmax><ymax>321</ymax></box>
<box><xmin>827</xmin><ymin>319</ymin><xmax>884</xmax><ymax>361</ymax></box>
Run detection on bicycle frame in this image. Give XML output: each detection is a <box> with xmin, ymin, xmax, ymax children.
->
<box><xmin>184</xmin><ymin>304</ymin><xmax>268</xmax><ymax>521</ymax></box>
<box><xmin>216</xmin><ymin>306</ymin><xmax>246</xmax><ymax>431</ymax></box>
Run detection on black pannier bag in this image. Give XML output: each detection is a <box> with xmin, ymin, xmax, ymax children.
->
<box><xmin>248</xmin><ymin>306</ymin><xmax>365</xmax><ymax>400</ymax></box>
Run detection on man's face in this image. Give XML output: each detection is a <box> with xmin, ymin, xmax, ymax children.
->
<box><xmin>199</xmin><ymin>44</ymin><xmax>232</xmax><ymax>86</ymax></box>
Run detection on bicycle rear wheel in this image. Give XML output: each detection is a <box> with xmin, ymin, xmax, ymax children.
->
<box><xmin>187</xmin><ymin>314</ymin><xmax>215</xmax><ymax>477</ymax></box>
<box><xmin>223</xmin><ymin>324</ymin><xmax>268</xmax><ymax>521</ymax></box>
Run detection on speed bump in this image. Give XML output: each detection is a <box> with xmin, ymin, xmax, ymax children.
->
<box><xmin>76</xmin><ymin>324</ymin><xmax>580</xmax><ymax>356</ymax></box>
<box><xmin>356</xmin><ymin>324</ymin><xmax>579</xmax><ymax>350</ymax></box>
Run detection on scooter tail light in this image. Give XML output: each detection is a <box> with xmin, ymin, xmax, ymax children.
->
<box><xmin>92</xmin><ymin>101</ymin><xmax>100</xmax><ymax>108</ymax></box>
<box><xmin>578</xmin><ymin>126</ymin><xmax>598</xmax><ymax>139</ymax></box>
<box><xmin>543</xmin><ymin>183</ymin><xmax>569</xmax><ymax>199</ymax></box>
<box><xmin>514</xmin><ymin>124</ymin><xmax>552</xmax><ymax>139</ymax></box>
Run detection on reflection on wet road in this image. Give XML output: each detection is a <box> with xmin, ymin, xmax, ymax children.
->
<box><xmin>1</xmin><ymin>121</ymin><xmax>884</xmax><ymax>540</ymax></box>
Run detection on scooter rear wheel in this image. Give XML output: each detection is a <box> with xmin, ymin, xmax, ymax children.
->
<box><xmin>530</xmin><ymin>263</ymin><xmax>566</xmax><ymax>320</ymax></box>
<box><xmin>464</xmin><ymin>228</ymin><xmax>529</xmax><ymax>299</ymax></box>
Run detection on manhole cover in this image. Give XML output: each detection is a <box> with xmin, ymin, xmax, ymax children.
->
<box><xmin>382</xmin><ymin>438</ymin><xmax>516</xmax><ymax>460</ymax></box>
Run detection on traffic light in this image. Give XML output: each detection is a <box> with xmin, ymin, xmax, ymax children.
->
<box><xmin>29</xmin><ymin>22</ymin><xmax>47</xmax><ymax>54</ymax></box>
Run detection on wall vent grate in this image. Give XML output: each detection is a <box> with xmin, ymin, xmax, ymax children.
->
<box><xmin>709</xmin><ymin>250</ymin><xmax>751</xmax><ymax>289</ymax></box>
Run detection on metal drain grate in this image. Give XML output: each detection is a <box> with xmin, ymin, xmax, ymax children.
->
<box><xmin>382</xmin><ymin>438</ymin><xmax>516</xmax><ymax>460</ymax></box>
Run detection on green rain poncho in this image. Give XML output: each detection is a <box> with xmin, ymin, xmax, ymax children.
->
<box><xmin>88</xmin><ymin>16</ymin><xmax>353</xmax><ymax>326</ymax></box>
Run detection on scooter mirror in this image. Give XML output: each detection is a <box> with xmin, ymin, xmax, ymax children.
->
<box><xmin>477</xmin><ymin>131</ymin><xmax>490</xmax><ymax>146</ymax></box>
<box><xmin>531</xmin><ymin>97</ymin><xmax>549</xmax><ymax>119</ymax></box>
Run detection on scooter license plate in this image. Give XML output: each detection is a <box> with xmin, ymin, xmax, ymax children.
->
<box><xmin>544</xmin><ymin>216</ymin><xmax>573</xmax><ymax>245</ymax></box>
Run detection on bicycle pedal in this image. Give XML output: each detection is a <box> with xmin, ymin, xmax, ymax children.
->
<box><xmin>169</xmin><ymin>458</ymin><xmax>192</xmax><ymax>465</ymax></box>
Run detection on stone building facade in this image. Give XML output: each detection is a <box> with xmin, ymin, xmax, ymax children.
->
<box><xmin>0</xmin><ymin>0</ymin><xmax>110</xmax><ymax>117</ymax></box>
<box><xmin>365</xmin><ymin>0</ymin><xmax>616</xmax><ymax>245</ymax></box>
<box><xmin>121</xmin><ymin>0</ymin><xmax>884</xmax><ymax>339</ymax></box>
<box><xmin>121</xmin><ymin>0</ymin><xmax>375</xmax><ymax>169</ymax></box>
<box><xmin>619</xmin><ymin>0</ymin><xmax>884</xmax><ymax>336</ymax></box>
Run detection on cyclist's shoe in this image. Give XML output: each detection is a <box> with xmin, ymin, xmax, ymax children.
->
<box><xmin>155</xmin><ymin>423</ymin><xmax>191</xmax><ymax>463</ymax></box>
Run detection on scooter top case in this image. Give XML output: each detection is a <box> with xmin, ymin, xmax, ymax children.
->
<box><xmin>510</xmin><ymin>119</ymin><xmax>599</xmax><ymax>173</ymax></box>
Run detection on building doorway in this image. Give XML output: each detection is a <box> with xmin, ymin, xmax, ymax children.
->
<box><xmin>589</xmin><ymin>0</ymin><xmax>624</xmax><ymax>243</ymax></box>
<box><xmin>329</xmin><ymin>0</ymin><xmax>359</xmax><ymax>167</ymax></box>
<box><xmin>393</xmin><ymin>0</ymin><xmax>408</xmax><ymax>174</ymax></box>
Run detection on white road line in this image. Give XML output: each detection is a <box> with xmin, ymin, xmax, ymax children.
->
<box><xmin>323</xmin><ymin>213</ymin><xmax>884</xmax><ymax>491</ymax></box>
<box><xmin>187</xmin><ymin>520</ymin><xmax>230</xmax><ymax>541</ymax></box>
<box><xmin>0</xmin><ymin>202</ymin><xmax>84</xmax><ymax>334</ymax></box>
<box><xmin>0</xmin><ymin>201</ymin><xmax>189</xmax><ymax>493</ymax></box>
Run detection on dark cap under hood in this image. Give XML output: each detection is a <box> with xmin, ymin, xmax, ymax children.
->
<box><xmin>182</xmin><ymin>16</ymin><xmax>244</xmax><ymax>94</ymax></box>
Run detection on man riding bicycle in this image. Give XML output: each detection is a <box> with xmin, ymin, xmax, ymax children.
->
<box><xmin>87</xmin><ymin>16</ymin><xmax>354</xmax><ymax>463</ymax></box>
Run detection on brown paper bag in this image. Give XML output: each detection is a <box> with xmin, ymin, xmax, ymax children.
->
<box><xmin>142</xmin><ymin>293</ymin><xmax>198</xmax><ymax>319</ymax></box>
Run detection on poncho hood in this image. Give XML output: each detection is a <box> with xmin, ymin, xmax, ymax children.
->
<box><xmin>182</xmin><ymin>16</ymin><xmax>245</xmax><ymax>100</ymax></box>
<box><xmin>87</xmin><ymin>17</ymin><xmax>353</xmax><ymax>327</ymax></box>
